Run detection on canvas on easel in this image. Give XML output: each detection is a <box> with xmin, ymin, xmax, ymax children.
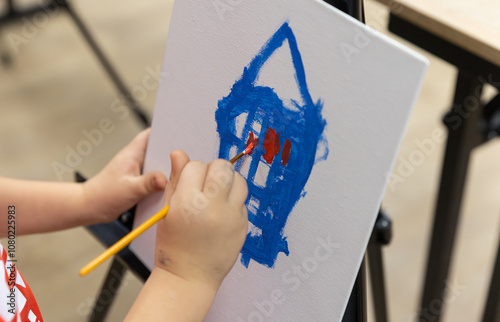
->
<box><xmin>131</xmin><ymin>0</ymin><xmax>428</xmax><ymax>320</ymax></box>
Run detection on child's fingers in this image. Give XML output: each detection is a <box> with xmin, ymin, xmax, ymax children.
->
<box><xmin>241</xmin><ymin>204</ymin><xmax>249</xmax><ymax>221</ymax></box>
<box><xmin>174</xmin><ymin>161</ymin><xmax>208</xmax><ymax>195</ymax></box>
<box><xmin>228</xmin><ymin>173</ymin><xmax>248</xmax><ymax>206</ymax></box>
<box><xmin>203</xmin><ymin>160</ymin><xmax>235</xmax><ymax>201</ymax></box>
<box><xmin>163</xmin><ymin>150</ymin><xmax>190</xmax><ymax>206</ymax></box>
<box><xmin>125</xmin><ymin>128</ymin><xmax>151</xmax><ymax>161</ymax></box>
<box><xmin>133</xmin><ymin>171</ymin><xmax>168</xmax><ymax>196</ymax></box>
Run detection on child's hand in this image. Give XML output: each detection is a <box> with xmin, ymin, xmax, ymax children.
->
<box><xmin>155</xmin><ymin>150</ymin><xmax>249</xmax><ymax>291</ymax></box>
<box><xmin>83</xmin><ymin>129</ymin><xmax>168</xmax><ymax>224</ymax></box>
<box><xmin>126</xmin><ymin>151</ymin><xmax>248</xmax><ymax>321</ymax></box>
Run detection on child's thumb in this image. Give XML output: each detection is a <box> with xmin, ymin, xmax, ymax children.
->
<box><xmin>137</xmin><ymin>171</ymin><xmax>168</xmax><ymax>195</ymax></box>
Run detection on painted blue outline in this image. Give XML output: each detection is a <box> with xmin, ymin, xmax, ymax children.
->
<box><xmin>216</xmin><ymin>22</ymin><xmax>328</xmax><ymax>268</ymax></box>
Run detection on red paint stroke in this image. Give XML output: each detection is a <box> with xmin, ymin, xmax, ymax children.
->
<box><xmin>275</xmin><ymin>132</ymin><xmax>281</xmax><ymax>155</ymax></box>
<box><xmin>245</xmin><ymin>132</ymin><xmax>260</xmax><ymax>155</ymax></box>
<box><xmin>282</xmin><ymin>139</ymin><xmax>292</xmax><ymax>166</ymax></box>
<box><xmin>263</xmin><ymin>127</ymin><xmax>282</xmax><ymax>164</ymax></box>
<box><xmin>263</xmin><ymin>128</ymin><xmax>276</xmax><ymax>164</ymax></box>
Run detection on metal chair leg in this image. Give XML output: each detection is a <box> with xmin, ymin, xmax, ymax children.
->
<box><xmin>419</xmin><ymin>70</ymin><xmax>484</xmax><ymax>322</ymax></box>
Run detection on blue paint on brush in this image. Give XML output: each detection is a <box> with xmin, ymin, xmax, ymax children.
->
<box><xmin>215</xmin><ymin>22</ymin><xmax>328</xmax><ymax>268</ymax></box>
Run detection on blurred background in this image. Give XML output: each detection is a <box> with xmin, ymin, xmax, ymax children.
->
<box><xmin>0</xmin><ymin>0</ymin><xmax>499</xmax><ymax>321</ymax></box>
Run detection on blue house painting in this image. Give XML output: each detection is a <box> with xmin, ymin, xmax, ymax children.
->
<box><xmin>215</xmin><ymin>22</ymin><xmax>328</xmax><ymax>268</ymax></box>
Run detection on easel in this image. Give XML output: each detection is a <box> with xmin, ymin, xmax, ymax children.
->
<box><xmin>75</xmin><ymin>0</ymin><xmax>392</xmax><ymax>321</ymax></box>
<box><xmin>0</xmin><ymin>0</ymin><xmax>150</xmax><ymax>126</ymax></box>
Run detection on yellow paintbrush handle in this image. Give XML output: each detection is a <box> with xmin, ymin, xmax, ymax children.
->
<box><xmin>79</xmin><ymin>205</ymin><xmax>170</xmax><ymax>276</ymax></box>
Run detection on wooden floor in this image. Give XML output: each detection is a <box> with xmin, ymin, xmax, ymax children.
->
<box><xmin>0</xmin><ymin>0</ymin><xmax>498</xmax><ymax>321</ymax></box>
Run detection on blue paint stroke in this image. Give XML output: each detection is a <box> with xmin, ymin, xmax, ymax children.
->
<box><xmin>215</xmin><ymin>22</ymin><xmax>328</xmax><ymax>268</ymax></box>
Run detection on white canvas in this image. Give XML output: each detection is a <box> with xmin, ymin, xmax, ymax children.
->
<box><xmin>131</xmin><ymin>0</ymin><xmax>428</xmax><ymax>320</ymax></box>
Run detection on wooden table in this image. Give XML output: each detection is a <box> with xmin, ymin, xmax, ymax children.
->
<box><xmin>377</xmin><ymin>0</ymin><xmax>500</xmax><ymax>66</ymax></box>
<box><xmin>376</xmin><ymin>1</ymin><xmax>500</xmax><ymax>321</ymax></box>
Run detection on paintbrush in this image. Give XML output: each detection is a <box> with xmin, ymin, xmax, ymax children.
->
<box><xmin>79</xmin><ymin>134</ymin><xmax>259</xmax><ymax>277</ymax></box>
<box><xmin>229</xmin><ymin>132</ymin><xmax>259</xmax><ymax>164</ymax></box>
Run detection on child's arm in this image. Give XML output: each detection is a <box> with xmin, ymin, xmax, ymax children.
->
<box><xmin>126</xmin><ymin>150</ymin><xmax>249</xmax><ymax>321</ymax></box>
<box><xmin>0</xmin><ymin>129</ymin><xmax>167</xmax><ymax>237</ymax></box>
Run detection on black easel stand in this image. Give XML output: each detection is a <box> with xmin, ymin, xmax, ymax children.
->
<box><xmin>342</xmin><ymin>211</ymin><xmax>392</xmax><ymax>322</ymax></box>
<box><xmin>0</xmin><ymin>0</ymin><xmax>149</xmax><ymax>126</ymax></box>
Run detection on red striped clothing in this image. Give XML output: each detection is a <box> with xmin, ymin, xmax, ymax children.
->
<box><xmin>0</xmin><ymin>243</ymin><xmax>43</xmax><ymax>322</ymax></box>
